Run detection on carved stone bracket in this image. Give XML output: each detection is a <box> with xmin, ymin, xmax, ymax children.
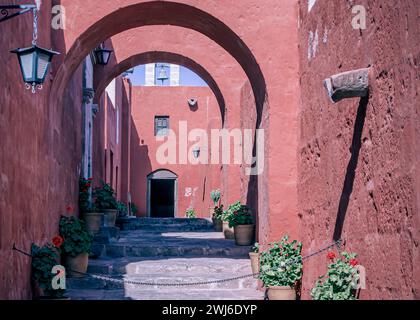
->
<box><xmin>91</xmin><ymin>104</ymin><xmax>99</xmax><ymax>117</ymax></box>
<box><xmin>82</xmin><ymin>88</ymin><xmax>95</xmax><ymax>104</ymax></box>
<box><xmin>323</xmin><ymin>68</ymin><xmax>370</xmax><ymax>103</ymax></box>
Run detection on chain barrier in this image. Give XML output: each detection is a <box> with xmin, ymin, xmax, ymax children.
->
<box><xmin>14</xmin><ymin>239</ymin><xmax>342</xmax><ymax>288</ymax></box>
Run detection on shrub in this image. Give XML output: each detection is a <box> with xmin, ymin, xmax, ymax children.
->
<box><xmin>212</xmin><ymin>205</ymin><xmax>224</xmax><ymax>220</ymax></box>
<box><xmin>186</xmin><ymin>208</ymin><xmax>197</xmax><ymax>218</ymax></box>
<box><xmin>59</xmin><ymin>216</ymin><xmax>93</xmax><ymax>257</ymax></box>
<box><xmin>311</xmin><ymin>252</ymin><xmax>359</xmax><ymax>300</ymax></box>
<box><xmin>117</xmin><ymin>201</ymin><xmax>128</xmax><ymax>217</ymax></box>
<box><xmin>252</xmin><ymin>242</ymin><xmax>260</xmax><ymax>253</ymax></box>
<box><xmin>31</xmin><ymin>242</ymin><xmax>65</xmax><ymax>298</ymax></box>
<box><xmin>94</xmin><ymin>181</ymin><xmax>117</xmax><ymax>210</ymax></box>
<box><xmin>226</xmin><ymin>202</ymin><xmax>253</xmax><ymax>228</ymax></box>
<box><xmin>210</xmin><ymin>189</ymin><xmax>221</xmax><ymax>206</ymax></box>
<box><xmin>131</xmin><ymin>202</ymin><xmax>139</xmax><ymax>215</ymax></box>
<box><xmin>79</xmin><ymin>177</ymin><xmax>96</xmax><ymax>213</ymax></box>
<box><xmin>259</xmin><ymin>235</ymin><xmax>303</xmax><ymax>288</ymax></box>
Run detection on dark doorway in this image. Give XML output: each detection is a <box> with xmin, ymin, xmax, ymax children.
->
<box><xmin>150</xmin><ymin>179</ymin><xmax>175</xmax><ymax>218</ymax></box>
<box><xmin>147</xmin><ymin>170</ymin><xmax>178</xmax><ymax>218</ymax></box>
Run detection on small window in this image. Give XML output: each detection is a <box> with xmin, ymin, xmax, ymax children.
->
<box><xmin>155</xmin><ymin>116</ymin><xmax>170</xmax><ymax>136</ymax></box>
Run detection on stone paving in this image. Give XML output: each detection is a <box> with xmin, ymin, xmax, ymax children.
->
<box><xmin>67</xmin><ymin>218</ymin><xmax>264</xmax><ymax>300</ymax></box>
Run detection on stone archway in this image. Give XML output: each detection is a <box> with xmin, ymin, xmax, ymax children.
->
<box><xmin>147</xmin><ymin>169</ymin><xmax>178</xmax><ymax>218</ymax></box>
<box><xmin>50</xmin><ymin>1</ymin><xmax>267</xmax><ymax>126</ymax></box>
<box><xmin>94</xmin><ymin>51</ymin><xmax>227</xmax><ymax>123</ymax></box>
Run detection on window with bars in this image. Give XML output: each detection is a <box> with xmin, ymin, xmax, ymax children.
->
<box><xmin>155</xmin><ymin>116</ymin><xmax>170</xmax><ymax>136</ymax></box>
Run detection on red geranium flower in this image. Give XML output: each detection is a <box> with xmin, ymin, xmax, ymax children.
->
<box><xmin>327</xmin><ymin>251</ymin><xmax>336</xmax><ymax>260</ymax></box>
<box><xmin>66</xmin><ymin>205</ymin><xmax>74</xmax><ymax>213</ymax></box>
<box><xmin>52</xmin><ymin>235</ymin><xmax>64</xmax><ymax>248</ymax></box>
<box><xmin>349</xmin><ymin>259</ymin><xmax>358</xmax><ymax>267</ymax></box>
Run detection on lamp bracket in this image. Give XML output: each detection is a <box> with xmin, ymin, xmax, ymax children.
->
<box><xmin>0</xmin><ymin>5</ymin><xmax>36</xmax><ymax>23</ymax></box>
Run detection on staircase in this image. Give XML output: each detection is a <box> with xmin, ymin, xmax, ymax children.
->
<box><xmin>66</xmin><ymin>218</ymin><xmax>264</xmax><ymax>300</ymax></box>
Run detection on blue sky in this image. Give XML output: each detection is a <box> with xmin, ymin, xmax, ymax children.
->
<box><xmin>127</xmin><ymin>64</ymin><xmax>208</xmax><ymax>86</ymax></box>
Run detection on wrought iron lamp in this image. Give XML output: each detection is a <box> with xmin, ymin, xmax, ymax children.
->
<box><xmin>93</xmin><ymin>43</ymin><xmax>113</xmax><ymax>66</ymax></box>
<box><xmin>3</xmin><ymin>4</ymin><xmax>60</xmax><ymax>93</ymax></box>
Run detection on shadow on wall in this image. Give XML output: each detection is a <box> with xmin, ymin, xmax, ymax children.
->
<box><xmin>333</xmin><ymin>96</ymin><xmax>369</xmax><ymax>241</ymax></box>
<box><xmin>130</xmin><ymin>116</ymin><xmax>152</xmax><ymax>216</ymax></box>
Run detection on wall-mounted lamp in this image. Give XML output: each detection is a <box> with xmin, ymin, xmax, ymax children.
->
<box><xmin>188</xmin><ymin>98</ymin><xmax>198</xmax><ymax>109</ymax></box>
<box><xmin>93</xmin><ymin>43</ymin><xmax>113</xmax><ymax>66</ymax></box>
<box><xmin>0</xmin><ymin>4</ymin><xmax>36</xmax><ymax>23</ymax></box>
<box><xmin>3</xmin><ymin>5</ymin><xmax>60</xmax><ymax>93</ymax></box>
<box><xmin>192</xmin><ymin>147</ymin><xmax>201</xmax><ymax>159</ymax></box>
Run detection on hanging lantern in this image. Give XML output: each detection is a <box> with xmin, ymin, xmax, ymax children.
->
<box><xmin>156</xmin><ymin>64</ymin><xmax>169</xmax><ymax>84</ymax></box>
<box><xmin>6</xmin><ymin>6</ymin><xmax>60</xmax><ymax>93</ymax></box>
<box><xmin>11</xmin><ymin>45</ymin><xmax>59</xmax><ymax>92</ymax></box>
<box><xmin>93</xmin><ymin>44</ymin><xmax>113</xmax><ymax>65</ymax></box>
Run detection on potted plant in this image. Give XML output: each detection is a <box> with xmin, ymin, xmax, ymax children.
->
<box><xmin>59</xmin><ymin>216</ymin><xmax>93</xmax><ymax>278</ymax></box>
<box><xmin>227</xmin><ymin>203</ymin><xmax>254</xmax><ymax>246</ymax></box>
<box><xmin>259</xmin><ymin>235</ymin><xmax>303</xmax><ymax>300</ymax></box>
<box><xmin>311</xmin><ymin>251</ymin><xmax>360</xmax><ymax>300</ymax></box>
<box><xmin>212</xmin><ymin>205</ymin><xmax>224</xmax><ymax>232</ymax></box>
<box><xmin>249</xmin><ymin>242</ymin><xmax>260</xmax><ymax>278</ymax></box>
<box><xmin>94</xmin><ymin>181</ymin><xmax>118</xmax><ymax>227</ymax></box>
<box><xmin>186</xmin><ymin>208</ymin><xmax>197</xmax><ymax>218</ymax></box>
<box><xmin>210</xmin><ymin>189</ymin><xmax>221</xmax><ymax>215</ymax></box>
<box><xmin>79</xmin><ymin>177</ymin><xmax>103</xmax><ymax>234</ymax></box>
<box><xmin>222</xmin><ymin>203</ymin><xmax>237</xmax><ymax>239</ymax></box>
<box><xmin>31</xmin><ymin>239</ymin><xmax>67</xmax><ymax>300</ymax></box>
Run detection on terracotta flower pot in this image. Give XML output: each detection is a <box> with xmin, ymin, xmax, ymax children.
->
<box><xmin>103</xmin><ymin>209</ymin><xmax>118</xmax><ymax>227</ymax></box>
<box><xmin>223</xmin><ymin>221</ymin><xmax>234</xmax><ymax>239</ymax></box>
<box><xmin>83</xmin><ymin>212</ymin><xmax>103</xmax><ymax>234</ymax></box>
<box><xmin>267</xmin><ymin>286</ymin><xmax>296</xmax><ymax>300</ymax></box>
<box><xmin>64</xmin><ymin>253</ymin><xmax>89</xmax><ymax>278</ymax></box>
<box><xmin>234</xmin><ymin>224</ymin><xmax>255</xmax><ymax>246</ymax></box>
<box><xmin>212</xmin><ymin>218</ymin><xmax>223</xmax><ymax>232</ymax></box>
<box><xmin>249</xmin><ymin>252</ymin><xmax>260</xmax><ymax>278</ymax></box>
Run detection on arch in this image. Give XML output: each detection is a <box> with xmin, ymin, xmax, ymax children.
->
<box><xmin>50</xmin><ymin>1</ymin><xmax>267</xmax><ymax>126</ymax></box>
<box><xmin>94</xmin><ymin>51</ymin><xmax>226</xmax><ymax>123</ymax></box>
<box><xmin>147</xmin><ymin>169</ymin><xmax>178</xmax><ymax>180</ymax></box>
<box><xmin>147</xmin><ymin>169</ymin><xmax>178</xmax><ymax>217</ymax></box>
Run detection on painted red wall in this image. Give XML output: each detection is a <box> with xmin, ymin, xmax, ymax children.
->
<box><xmin>92</xmin><ymin>76</ymin><xmax>131</xmax><ymax>202</ymax></box>
<box><xmin>130</xmin><ymin>86</ymin><xmax>222</xmax><ymax>218</ymax></box>
<box><xmin>297</xmin><ymin>0</ymin><xmax>420</xmax><ymax>299</ymax></box>
<box><xmin>0</xmin><ymin>1</ymin><xmax>83</xmax><ymax>299</ymax></box>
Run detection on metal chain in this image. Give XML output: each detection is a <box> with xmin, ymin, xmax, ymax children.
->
<box><xmin>32</xmin><ymin>8</ymin><xmax>38</xmax><ymax>45</ymax></box>
<box><xmin>13</xmin><ymin>239</ymin><xmax>343</xmax><ymax>288</ymax></box>
<box><xmin>85</xmin><ymin>239</ymin><xmax>343</xmax><ymax>288</ymax></box>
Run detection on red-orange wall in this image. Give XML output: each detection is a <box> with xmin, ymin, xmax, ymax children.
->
<box><xmin>130</xmin><ymin>86</ymin><xmax>222</xmax><ymax>218</ymax></box>
<box><xmin>297</xmin><ymin>0</ymin><xmax>420</xmax><ymax>299</ymax></box>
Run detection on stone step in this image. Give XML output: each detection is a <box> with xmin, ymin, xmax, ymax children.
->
<box><xmin>105</xmin><ymin>244</ymin><xmax>251</xmax><ymax>258</ymax></box>
<box><xmin>87</xmin><ymin>257</ymin><xmax>254</xmax><ymax>275</ymax></box>
<box><xmin>128</xmin><ymin>223</ymin><xmax>214</xmax><ymax>232</ymax></box>
<box><xmin>67</xmin><ymin>274</ymin><xmax>257</xmax><ymax>291</ymax></box>
<box><xmin>66</xmin><ymin>288</ymin><xmax>264</xmax><ymax>301</ymax></box>
<box><xmin>125</xmin><ymin>289</ymin><xmax>264</xmax><ymax>300</ymax></box>
<box><xmin>117</xmin><ymin>217</ymin><xmax>214</xmax><ymax>231</ymax></box>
